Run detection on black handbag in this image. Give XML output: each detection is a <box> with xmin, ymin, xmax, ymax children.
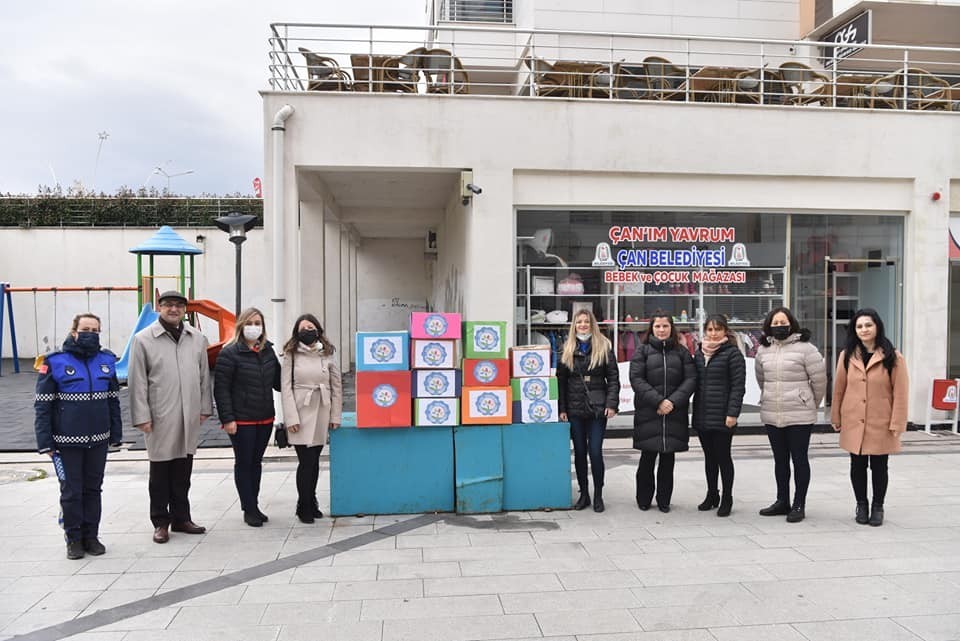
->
<box><xmin>578</xmin><ymin>372</ymin><xmax>607</xmax><ymax>419</ymax></box>
<box><xmin>274</xmin><ymin>351</ymin><xmax>294</xmax><ymax>449</ymax></box>
<box><xmin>274</xmin><ymin>423</ymin><xmax>289</xmax><ymax>448</ymax></box>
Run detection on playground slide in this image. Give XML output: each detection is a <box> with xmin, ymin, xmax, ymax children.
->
<box><xmin>187</xmin><ymin>299</ymin><xmax>236</xmax><ymax>370</ymax></box>
<box><xmin>115</xmin><ymin>304</ymin><xmax>159</xmax><ymax>381</ymax></box>
<box><xmin>115</xmin><ymin>299</ymin><xmax>235</xmax><ymax>381</ymax></box>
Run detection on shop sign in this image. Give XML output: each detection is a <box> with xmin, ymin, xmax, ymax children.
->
<box><xmin>601</xmin><ymin>225</ymin><xmax>748</xmax><ymax>284</ymax></box>
<box><xmin>820</xmin><ymin>11</ymin><xmax>871</xmax><ymax>69</ymax></box>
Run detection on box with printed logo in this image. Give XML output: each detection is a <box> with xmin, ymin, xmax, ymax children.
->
<box><xmin>463</xmin><ymin>321</ymin><xmax>508</xmax><ymax>359</ymax></box>
<box><xmin>414</xmin><ymin>398</ymin><xmax>460</xmax><ymax>427</ymax></box>
<box><xmin>510</xmin><ymin>345</ymin><xmax>552</xmax><ymax>378</ymax></box>
<box><xmin>461</xmin><ymin>386</ymin><xmax>512</xmax><ymax>425</ymax></box>
<box><xmin>410</xmin><ymin>312</ymin><xmax>462</xmax><ymax>340</ymax></box>
<box><xmin>462</xmin><ymin>358</ymin><xmax>510</xmax><ymax>387</ymax></box>
<box><xmin>410</xmin><ymin>339</ymin><xmax>458</xmax><ymax>370</ymax></box>
<box><xmin>356</xmin><ymin>332</ymin><xmax>410</xmax><ymax>372</ymax></box>
<box><xmin>517</xmin><ymin>399</ymin><xmax>560</xmax><ymax>424</ymax></box>
<box><xmin>356</xmin><ymin>371</ymin><xmax>411</xmax><ymax>428</ymax></box>
<box><xmin>510</xmin><ymin>376</ymin><xmax>559</xmax><ymax>402</ymax></box>
<box><xmin>413</xmin><ymin>369</ymin><xmax>462</xmax><ymax>398</ymax></box>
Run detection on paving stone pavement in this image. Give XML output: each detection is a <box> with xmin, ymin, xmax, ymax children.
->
<box><xmin>1</xmin><ymin>431</ymin><xmax>959</xmax><ymax>641</ymax></box>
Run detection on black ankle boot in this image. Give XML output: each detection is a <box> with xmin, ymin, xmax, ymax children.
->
<box><xmin>855</xmin><ymin>502</ymin><xmax>869</xmax><ymax>525</ymax></box>
<box><xmin>593</xmin><ymin>490</ymin><xmax>604</xmax><ymax>513</ymax></box>
<box><xmin>869</xmin><ymin>503</ymin><xmax>884</xmax><ymax>527</ymax></box>
<box><xmin>759</xmin><ymin>500</ymin><xmax>790</xmax><ymax>516</ymax></box>
<box><xmin>698</xmin><ymin>490</ymin><xmax>720</xmax><ymax>511</ymax></box>
<box><xmin>296</xmin><ymin>502</ymin><xmax>314</xmax><ymax>524</ymax></box>
<box><xmin>312</xmin><ymin>498</ymin><xmax>324</xmax><ymax>519</ymax></box>
<box><xmin>574</xmin><ymin>491</ymin><xmax>591</xmax><ymax>510</ymax></box>
<box><xmin>786</xmin><ymin>505</ymin><xmax>805</xmax><ymax>523</ymax></box>
<box><xmin>717</xmin><ymin>495</ymin><xmax>732</xmax><ymax>517</ymax></box>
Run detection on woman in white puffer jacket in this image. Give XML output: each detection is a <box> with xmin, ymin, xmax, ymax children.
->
<box><xmin>754</xmin><ymin>307</ymin><xmax>826</xmax><ymax>524</ymax></box>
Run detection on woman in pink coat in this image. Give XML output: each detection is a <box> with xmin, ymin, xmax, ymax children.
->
<box><xmin>831</xmin><ymin>309</ymin><xmax>909</xmax><ymax>527</ymax></box>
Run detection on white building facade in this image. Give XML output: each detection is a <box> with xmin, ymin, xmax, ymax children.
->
<box><xmin>262</xmin><ymin>0</ymin><xmax>960</xmax><ymax>423</ymax></box>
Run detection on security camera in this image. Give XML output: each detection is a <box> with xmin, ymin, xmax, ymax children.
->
<box><xmin>465</xmin><ymin>183</ymin><xmax>482</xmax><ymax>195</ymax></box>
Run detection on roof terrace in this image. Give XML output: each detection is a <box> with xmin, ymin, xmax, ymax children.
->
<box><xmin>268</xmin><ymin>23</ymin><xmax>960</xmax><ymax>111</ymax></box>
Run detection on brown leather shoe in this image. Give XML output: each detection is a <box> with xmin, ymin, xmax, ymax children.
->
<box><xmin>171</xmin><ymin>521</ymin><xmax>206</xmax><ymax>534</ymax></box>
<box><xmin>153</xmin><ymin>525</ymin><xmax>169</xmax><ymax>544</ymax></box>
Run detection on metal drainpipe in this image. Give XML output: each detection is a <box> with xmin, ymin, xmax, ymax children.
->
<box><xmin>271</xmin><ymin>104</ymin><xmax>295</xmax><ymax>339</ymax></box>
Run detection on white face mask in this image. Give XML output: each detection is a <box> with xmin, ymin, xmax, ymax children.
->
<box><xmin>576</xmin><ymin>333</ymin><xmax>592</xmax><ymax>341</ymax></box>
<box><xmin>242</xmin><ymin>325</ymin><xmax>262</xmax><ymax>342</ymax></box>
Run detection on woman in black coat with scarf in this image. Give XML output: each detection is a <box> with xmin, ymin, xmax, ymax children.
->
<box><xmin>692</xmin><ymin>314</ymin><xmax>746</xmax><ymax>517</ymax></box>
<box><xmin>630</xmin><ymin>312</ymin><xmax>697</xmax><ymax>512</ymax></box>
<box><xmin>557</xmin><ymin>310</ymin><xmax>620</xmax><ymax>513</ymax></box>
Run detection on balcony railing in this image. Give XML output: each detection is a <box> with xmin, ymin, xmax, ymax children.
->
<box><xmin>268</xmin><ymin>23</ymin><xmax>960</xmax><ymax>112</ymax></box>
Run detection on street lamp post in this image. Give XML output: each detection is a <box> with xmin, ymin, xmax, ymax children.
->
<box><xmin>154</xmin><ymin>166</ymin><xmax>195</xmax><ymax>193</ymax></box>
<box><xmin>214</xmin><ymin>213</ymin><xmax>258</xmax><ymax>317</ymax></box>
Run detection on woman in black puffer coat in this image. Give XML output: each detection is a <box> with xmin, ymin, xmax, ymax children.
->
<box><xmin>214</xmin><ymin>307</ymin><xmax>281</xmax><ymax>527</ymax></box>
<box><xmin>692</xmin><ymin>314</ymin><xmax>745</xmax><ymax>517</ymax></box>
<box><xmin>630</xmin><ymin>312</ymin><xmax>697</xmax><ymax>512</ymax></box>
<box><xmin>557</xmin><ymin>310</ymin><xmax>620</xmax><ymax>513</ymax></box>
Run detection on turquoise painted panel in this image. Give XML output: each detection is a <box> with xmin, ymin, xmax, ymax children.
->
<box><xmin>330</xmin><ymin>425</ymin><xmax>454</xmax><ymax>516</ymax></box>
<box><xmin>502</xmin><ymin>422</ymin><xmax>572</xmax><ymax>511</ymax></box>
<box><xmin>454</xmin><ymin>425</ymin><xmax>504</xmax><ymax>513</ymax></box>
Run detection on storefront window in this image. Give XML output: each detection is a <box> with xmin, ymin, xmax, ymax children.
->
<box><xmin>790</xmin><ymin>214</ymin><xmax>904</xmax><ymax>395</ymax></box>
<box><xmin>517</xmin><ymin>209</ymin><xmax>905</xmax><ymax>412</ymax></box>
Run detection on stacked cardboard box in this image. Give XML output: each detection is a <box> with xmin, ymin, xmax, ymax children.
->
<box><xmin>510</xmin><ymin>345</ymin><xmax>559</xmax><ymax>423</ymax></box>
<box><xmin>461</xmin><ymin>321</ymin><xmax>512</xmax><ymax>424</ymax></box>
<box><xmin>410</xmin><ymin>312</ymin><xmax>462</xmax><ymax>427</ymax></box>
<box><xmin>355</xmin><ymin>331</ymin><xmax>411</xmax><ymax>428</ymax></box>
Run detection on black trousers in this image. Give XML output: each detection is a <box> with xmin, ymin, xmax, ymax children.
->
<box><xmin>294</xmin><ymin>444</ymin><xmax>324</xmax><ymax>507</ymax></box>
<box><xmin>149</xmin><ymin>455</ymin><xmax>194</xmax><ymax>527</ymax></box>
<box><xmin>636</xmin><ymin>451</ymin><xmax>675</xmax><ymax>508</ymax></box>
<box><xmin>570</xmin><ymin>414</ymin><xmax>606</xmax><ymax>492</ymax></box>
<box><xmin>228</xmin><ymin>425</ymin><xmax>272</xmax><ymax>512</ymax></box>
<box><xmin>58</xmin><ymin>443</ymin><xmax>108</xmax><ymax>543</ymax></box>
<box><xmin>765</xmin><ymin>424</ymin><xmax>812</xmax><ymax>508</ymax></box>
<box><xmin>698</xmin><ymin>429</ymin><xmax>735</xmax><ymax>496</ymax></box>
<box><xmin>850</xmin><ymin>453</ymin><xmax>889</xmax><ymax>506</ymax></box>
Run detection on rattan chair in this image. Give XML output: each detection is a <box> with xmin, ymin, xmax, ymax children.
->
<box><xmin>777</xmin><ymin>62</ymin><xmax>831</xmax><ymax>106</ymax></box>
<box><xmin>416</xmin><ymin>48</ymin><xmax>469</xmax><ymax>94</ymax></box>
<box><xmin>904</xmin><ymin>68</ymin><xmax>951</xmax><ymax>110</ymax></box>
<box><xmin>298</xmin><ymin>48</ymin><xmax>351</xmax><ymax>91</ymax></box>
<box><xmin>642</xmin><ymin>56</ymin><xmax>686</xmax><ymax>100</ymax></box>
<box><xmin>523</xmin><ymin>57</ymin><xmax>568</xmax><ymax>97</ymax></box>
<box><xmin>865</xmin><ymin>71</ymin><xmax>903</xmax><ymax>109</ymax></box>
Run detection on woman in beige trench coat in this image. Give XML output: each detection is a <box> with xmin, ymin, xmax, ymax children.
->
<box><xmin>832</xmin><ymin>309</ymin><xmax>909</xmax><ymax>527</ymax></box>
<box><xmin>280</xmin><ymin>313</ymin><xmax>342</xmax><ymax>523</ymax></box>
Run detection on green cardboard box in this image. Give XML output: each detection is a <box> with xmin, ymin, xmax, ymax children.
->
<box><xmin>511</xmin><ymin>376</ymin><xmax>559</xmax><ymax>402</ymax></box>
<box><xmin>463</xmin><ymin>321</ymin><xmax>508</xmax><ymax>359</ymax></box>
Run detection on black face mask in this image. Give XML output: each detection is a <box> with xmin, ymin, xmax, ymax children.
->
<box><xmin>298</xmin><ymin>329</ymin><xmax>319</xmax><ymax>345</ymax></box>
<box><xmin>75</xmin><ymin>331</ymin><xmax>101</xmax><ymax>353</ymax></box>
<box><xmin>769</xmin><ymin>326</ymin><xmax>792</xmax><ymax>341</ymax></box>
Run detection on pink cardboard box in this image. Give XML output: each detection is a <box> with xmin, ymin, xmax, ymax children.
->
<box><xmin>410</xmin><ymin>312</ymin><xmax>462</xmax><ymax>340</ymax></box>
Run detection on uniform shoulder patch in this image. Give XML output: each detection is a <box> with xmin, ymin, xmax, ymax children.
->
<box><xmin>34</xmin><ymin>354</ymin><xmax>49</xmax><ymax>373</ymax></box>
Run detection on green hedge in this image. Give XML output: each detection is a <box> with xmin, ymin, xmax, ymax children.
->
<box><xmin>0</xmin><ymin>197</ymin><xmax>263</xmax><ymax>228</ymax></box>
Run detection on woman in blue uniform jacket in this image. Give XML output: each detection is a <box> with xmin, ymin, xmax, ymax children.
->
<box><xmin>35</xmin><ymin>313</ymin><xmax>122</xmax><ymax>560</ymax></box>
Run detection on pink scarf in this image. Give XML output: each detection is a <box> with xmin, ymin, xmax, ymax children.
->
<box><xmin>701</xmin><ymin>336</ymin><xmax>729</xmax><ymax>362</ymax></box>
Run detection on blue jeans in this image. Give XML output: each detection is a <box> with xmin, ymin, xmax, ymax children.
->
<box><xmin>570</xmin><ymin>415</ymin><xmax>606</xmax><ymax>492</ymax></box>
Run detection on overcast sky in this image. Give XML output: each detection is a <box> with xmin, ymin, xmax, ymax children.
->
<box><xmin>0</xmin><ymin>0</ymin><xmax>426</xmax><ymax>196</ymax></box>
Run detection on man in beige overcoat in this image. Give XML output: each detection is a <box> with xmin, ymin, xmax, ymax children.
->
<box><xmin>129</xmin><ymin>291</ymin><xmax>212</xmax><ymax>543</ymax></box>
